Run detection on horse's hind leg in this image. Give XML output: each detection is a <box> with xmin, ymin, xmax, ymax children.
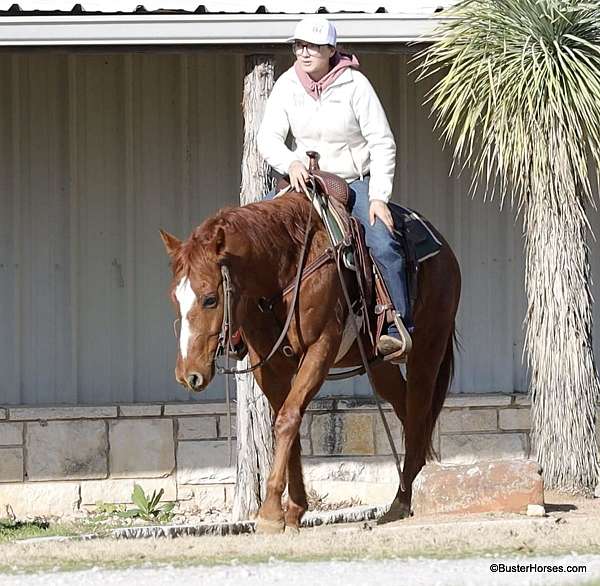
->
<box><xmin>377</xmin><ymin>329</ymin><xmax>453</xmax><ymax>524</ymax></box>
<box><xmin>368</xmin><ymin>362</ymin><xmax>411</xmax><ymax>521</ymax></box>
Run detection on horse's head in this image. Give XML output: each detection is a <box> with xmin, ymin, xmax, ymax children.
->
<box><xmin>160</xmin><ymin>220</ymin><xmax>246</xmax><ymax>392</ymax></box>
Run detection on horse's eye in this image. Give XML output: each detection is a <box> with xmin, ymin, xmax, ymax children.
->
<box><xmin>202</xmin><ymin>295</ymin><xmax>217</xmax><ymax>309</ymax></box>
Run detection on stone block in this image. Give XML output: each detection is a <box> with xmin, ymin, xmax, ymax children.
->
<box><xmin>0</xmin><ymin>408</ymin><xmax>6</xmax><ymax>420</ymax></box>
<box><xmin>109</xmin><ymin>419</ymin><xmax>175</xmax><ymax>478</ymax></box>
<box><xmin>218</xmin><ymin>415</ymin><xmax>237</xmax><ymax>439</ymax></box>
<box><xmin>440</xmin><ymin>409</ymin><xmax>497</xmax><ymax>434</ymax></box>
<box><xmin>499</xmin><ymin>408</ymin><xmax>531</xmax><ymax>431</ymax></box>
<box><xmin>223</xmin><ymin>483</ymin><xmax>236</xmax><ymax>506</ymax></box>
<box><xmin>0</xmin><ymin>481</ymin><xmax>80</xmax><ymax>517</ymax></box>
<box><xmin>178</xmin><ymin>417</ymin><xmax>217</xmax><ymax>440</ymax></box>
<box><xmin>374</xmin><ymin>412</ymin><xmax>404</xmax><ymax>455</ymax></box>
<box><xmin>441</xmin><ymin>432</ymin><xmax>529</xmax><ymax>465</ymax></box>
<box><xmin>336</xmin><ymin>399</ymin><xmax>379</xmax><ymax>410</ymax></box>
<box><xmin>177</xmin><ymin>441</ymin><xmax>235</xmax><ymax>485</ymax></box>
<box><xmin>301</xmin><ymin>437</ymin><xmax>312</xmax><ymax>455</ymax></box>
<box><xmin>11</xmin><ymin>406</ymin><xmax>117</xmax><ymax>421</ymax></box>
<box><xmin>311</xmin><ymin>413</ymin><xmax>375</xmax><ymax>456</ymax></box>
<box><xmin>412</xmin><ymin>459</ymin><xmax>544</xmax><ymax>515</ymax></box>
<box><xmin>0</xmin><ymin>447</ymin><xmax>23</xmax><ymax>482</ymax></box>
<box><xmin>443</xmin><ymin>394</ymin><xmax>512</xmax><ymax>408</ymax></box>
<box><xmin>0</xmin><ymin>423</ymin><xmax>23</xmax><ymax>445</ymax></box>
<box><xmin>300</xmin><ymin>415</ymin><xmax>311</xmax><ymax>438</ymax></box>
<box><xmin>432</xmin><ymin>421</ymin><xmax>441</xmax><ymax>457</ymax></box>
<box><xmin>303</xmin><ymin>456</ymin><xmax>400</xmax><ymax>484</ymax></box>
<box><xmin>27</xmin><ymin>420</ymin><xmax>108</xmax><ymax>481</ymax></box>
<box><xmin>306</xmin><ymin>480</ymin><xmax>397</xmax><ymax>506</ymax></box>
<box><xmin>306</xmin><ymin>399</ymin><xmax>336</xmax><ymax>411</ymax></box>
<box><xmin>81</xmin><ymin>477</ymin><xmax>176</xmax><ymax>505</ymax></box>
<box><xmin>118</xmin><ymin>404</ymin><xmax>162</xmax><ymax>417</ymax></box>
<box><xmin>176</xmin><ymin>484</ymin><xmax>227</xmax><ymax>511</ymax></box>
<box><xmin>163</xmin><ymin>403</ymin><xmax>231</xmax><ymax>416</ymax></box>
<box><xmin>513</xmin><ymin>394</ymin><xmax>531</xmax><ymax>406</ymax></box>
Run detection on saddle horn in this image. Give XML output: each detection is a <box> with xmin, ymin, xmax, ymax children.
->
<box><xmin>306</xmin><ymin>151</ymin><xmax>320</xmax><ymax>172</ymax></box>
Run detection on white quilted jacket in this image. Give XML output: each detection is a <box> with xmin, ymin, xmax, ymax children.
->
<box><xmin>257</xmin><ymin>66</ymin><xmax>397</xmax><ymax>202</ymax></box>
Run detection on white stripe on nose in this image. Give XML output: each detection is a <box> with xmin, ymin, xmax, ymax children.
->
<box><xmin>175</xmin><ymin>277</ymin><xmax>196</xmax><ymax>359</ymax></box>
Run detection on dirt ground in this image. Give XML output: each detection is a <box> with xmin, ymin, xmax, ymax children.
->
<box><xmin>0</xmin><ymin>491</ymin><xmax>599</xmax><ymax>574</ymax></box>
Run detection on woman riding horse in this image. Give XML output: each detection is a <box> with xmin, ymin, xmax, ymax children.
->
<box><xmin>258</xmin><ymin>15</ymin><xmax>412</xmax><ymax>363</ymax></box>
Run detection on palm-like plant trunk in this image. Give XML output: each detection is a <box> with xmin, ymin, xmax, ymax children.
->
<box><xmin>233</xmin><ymin>55</ymin><xmax>275</xmax><ymax>521</ymax></box>
<box><xmin>525</xmin><ymin>142</ymin><xmax>599</xmax><ymax>491</ymax></box>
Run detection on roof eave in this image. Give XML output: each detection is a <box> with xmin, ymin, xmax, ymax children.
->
<box><xmin>0</xmin><ymin>13</ymin><xmax>448</xmax><ymax>46</ymax></box>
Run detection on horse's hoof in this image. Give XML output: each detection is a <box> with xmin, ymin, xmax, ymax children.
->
<box><xmin>284</xmin><ymin>524</ymin><xmax>300</xmax><ymax>535</ymax></box>
<box><xmin>255</xmin><ymin>516</ymin><xmax>286</xmax><ymax>534</ymax></box>
<box><xmin>376</xmin><ymin>500</ymin><xmax>411</xmax><ymax>525</ymax></box>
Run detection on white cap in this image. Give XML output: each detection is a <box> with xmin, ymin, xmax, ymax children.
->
<box><xmin>286</xmin><ymin>16</ymin><xmax>337</xmax><ymax>46</ymax></box>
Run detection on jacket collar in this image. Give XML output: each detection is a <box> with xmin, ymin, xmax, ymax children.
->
<box><xmin>285</xmin><ymin>65</ymin><xmax>355</xmax><ymax>92</ymax></box>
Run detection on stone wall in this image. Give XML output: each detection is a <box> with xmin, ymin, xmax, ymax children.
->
<box><xmin>0</xmin><ymin>394</ymin><xmax>533</xmax><ymax>517</ymax></box>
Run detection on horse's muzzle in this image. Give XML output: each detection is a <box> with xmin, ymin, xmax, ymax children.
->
<box><xmin>185</xmin><ymin>372</ymin><xmax>204</xmax><ymax>391</ymax></box>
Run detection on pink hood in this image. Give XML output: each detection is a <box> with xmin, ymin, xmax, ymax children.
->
<box><xmin>295</xmin><ymin>52</ymin><xmax>360</xmax><ymax>100</ymax></box>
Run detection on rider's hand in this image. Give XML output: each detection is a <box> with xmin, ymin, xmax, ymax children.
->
<box><xmin>288</xmin><ymin>161</ymin><xmax>310</xmax><ymax>193</ymax></box>
<box><xmin>369</xmin><ymin>200</ymin><xmax>394</xmax><ymax>234</ymax></box>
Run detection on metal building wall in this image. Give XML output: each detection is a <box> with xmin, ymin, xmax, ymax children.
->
<box><xmin>0</xmin><ymin>49</ymin><xmax>573</xmax><ymax>406</ymax></box>
<box><xmin>0</xmin><ymin>51</ymin><xmax>244</xmax><ymax>405</ymax></box>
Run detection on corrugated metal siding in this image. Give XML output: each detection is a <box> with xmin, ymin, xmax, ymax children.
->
<box><xmin>0</xmin><ymin>49</ymin><xmax>563</xmax><ymax>406</ymax></box>
<box><xmin>0</xmin><ymin>51</ymin><xmax>244</xmax><ymax>405</ymax></box>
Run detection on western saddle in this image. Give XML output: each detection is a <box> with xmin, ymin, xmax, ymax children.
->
<box><xmin>276</xmin><ymin>151</ymin><xmax>401</xmax><ymax>362</ymax></box>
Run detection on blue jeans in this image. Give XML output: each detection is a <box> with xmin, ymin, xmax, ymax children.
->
<box><xmin>264</xmin><ymin>178</ymin><xmax>412</xmax><ymax>329</ymax></box>
<box><xmin>347</xmin><ymin>178</ymin><xmax>412</xmax><ymax>330</ymax></box>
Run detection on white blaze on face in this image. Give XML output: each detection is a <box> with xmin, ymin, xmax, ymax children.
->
<box><xmin>175</xmin><ymin>277</ymin><xmax>197</xmax><ymax>359</ymax></box>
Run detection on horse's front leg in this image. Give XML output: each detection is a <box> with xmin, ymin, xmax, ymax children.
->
<box><xmin>284</xmin><ymin>435</ymin><xmax>307</xmax><ymax>532</ymax></box>
<box><xmin>256</xmin><ymin>339</ymin><xmax>336</xmax><ymax>534</ymax></box>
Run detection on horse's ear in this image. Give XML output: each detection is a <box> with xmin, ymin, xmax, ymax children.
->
<box><xmin>209</xmin><ymin>225</ymin><xmax>244</xmax><ymax>261</ymax></box>
<box><xmin>160</xmin><ymin>229</ymin><xmax>182</xmax><ymax>258</ymax></box>
<box><xmin>213</xmin><ymin>226</ymin><xmax>227</xmax><ymax>259</ymax></box>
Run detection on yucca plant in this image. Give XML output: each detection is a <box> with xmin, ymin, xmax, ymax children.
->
<box><xmin>419</xmin><ymin>0</ymin><xmax>600</xmax><ymax>493</ymax></box>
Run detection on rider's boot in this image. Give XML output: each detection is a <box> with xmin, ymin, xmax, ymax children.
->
<box><xmin>377</xmin><ymin>313</ymin><xmax>413</xmax><ymax>364</ymax></box>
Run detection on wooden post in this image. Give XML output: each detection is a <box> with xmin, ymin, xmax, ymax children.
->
<box><xmin>232</xmin><ymin>55</ymin><xmax>276</xmax><ymax>521</ymax></box>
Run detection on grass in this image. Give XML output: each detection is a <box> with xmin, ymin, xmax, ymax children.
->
<box><xmin>0</xmin><ymin>516</ymin><xmax>120</xmax><ymax>544</ymax></box>
<box><xmin>0</xmin><ymin>519</ymin><xmax>72</xmax><ymax>543</ymax></box>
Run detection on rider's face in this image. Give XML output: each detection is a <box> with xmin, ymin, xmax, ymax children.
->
<box><xmin>293</xmin><ymin>41</ymin><xmax>336</xmax><ymax>81</ymax></box>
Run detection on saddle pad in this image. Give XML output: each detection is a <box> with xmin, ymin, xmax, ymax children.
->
<box><xmin>389</xmin><ymin>203</ymin><xmax>442</xmax><ymax>263</ymax></box>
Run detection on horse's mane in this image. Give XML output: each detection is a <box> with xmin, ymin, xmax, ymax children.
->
<box><xmin>171</xmin><ymin>194</ymin><xmax>313</xmax><ymax>278</ymax></box>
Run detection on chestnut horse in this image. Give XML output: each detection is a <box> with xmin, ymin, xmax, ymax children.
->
<box><xmin>160</xmin><ymin>191</ymin><xmax>460</xmax><ymax>532</ymax></box>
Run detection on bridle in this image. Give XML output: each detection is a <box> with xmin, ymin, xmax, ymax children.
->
<box><xmin>213</xmin><ymin>186</ymin><xmax>316</xmax><ymax>376</ymax></box>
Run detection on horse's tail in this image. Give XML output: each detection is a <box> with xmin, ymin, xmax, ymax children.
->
<box><xmin>426</xmin><ymin>325</ymin><xmax>457</xmax><ymax>460</ymax></box>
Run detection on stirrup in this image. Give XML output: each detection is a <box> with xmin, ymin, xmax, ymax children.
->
<box><xmin>378</xmin><ymin>315</ymin><xmax>413</xmax><ymax>364</ymax></box>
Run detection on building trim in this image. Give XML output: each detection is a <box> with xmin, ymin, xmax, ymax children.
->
<box><xmin>0</xmin><ymin>13</ymin><xmax>448</xmax><ymax>46</ymax></box>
